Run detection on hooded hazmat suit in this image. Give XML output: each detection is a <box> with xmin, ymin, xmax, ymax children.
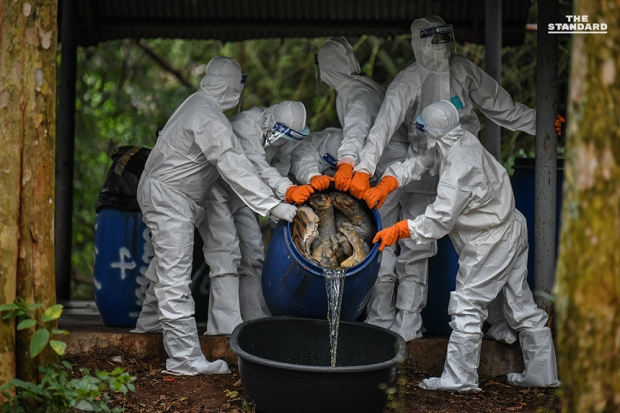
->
<box><xmin>377</xmin><ymin>100</ymin><xmax>559</xmax><ymax>392</ymax></box>
<box><xmin>132</xmin><ymin>57</ymin><xmax>294</xmax><ymax>376</ymax></box>
<box><xmin>359</xmin><ymin>16</ymin><xmax>537</xmax><ymax>343</ymax></box>
<box><xmin>202</xmin><ymin>101</ymin><xmax>309</xmax><ymax>336</ymax></box>
<box><xmin>316</xmin><ymin>38</ymin><xmax>412</xmax><ymax>335</ymax></box>
<box><xmin>317</xmin><ymin>37</ymin><xmax>409</xmax><ymax>179</ymax></box>
<box><xmin>290</xmin><ymin>127</ymin><xmax>344</xmax><ymax>182</ymax></box>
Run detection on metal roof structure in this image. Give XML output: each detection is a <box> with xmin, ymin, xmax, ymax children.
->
<box><xmin>61</xmin><ymin>0</ymin><xmax>532</xmax><ymax>47</ymax></box>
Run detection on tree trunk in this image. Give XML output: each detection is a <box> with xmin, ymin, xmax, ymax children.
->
<box><xmin>555</xmin><ymin>1</ymin><xmax>620</xmax><ymax>411</ymax></box>
<box><xmin>0</xmin><ymin>0</ymin><xmax>58</xmax><ymax>390</ymax></box>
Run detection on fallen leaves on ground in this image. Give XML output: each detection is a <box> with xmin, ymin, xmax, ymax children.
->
<box><xmin>65</xmin><ymin>353</ymin><xmax>561</xmax><ymax>413</ymax></box>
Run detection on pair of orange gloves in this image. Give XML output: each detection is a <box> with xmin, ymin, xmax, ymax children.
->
<box><xmin>332</xmin><ymin>162</ymin><xmax>409</xmax><ymax>251</ymax></box>
<box><xmin>284</xmin><ymin>175</ymin><xmax>338</xmax><ymax>204</ymax></box>
<box><xmin>333</xmin><ymin>163</ymin><xmax>398</xmax><ymax>209</ymax></box>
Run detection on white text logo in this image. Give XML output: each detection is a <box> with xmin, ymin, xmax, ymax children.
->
<box><xmin>548</xmin><ymin>15</ymin><xmax>607</xmax><ymax>34</ymax></box>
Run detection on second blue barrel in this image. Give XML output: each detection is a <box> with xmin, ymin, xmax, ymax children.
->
<box><xmin>262</xmin><ymin>206</ymin><xmax>382</xmax><ymax>322</ymax></box>
<box><xmin>93</xmin><ymin>209</ymin><xmax>153</xmax><ymax>327</ymax></box>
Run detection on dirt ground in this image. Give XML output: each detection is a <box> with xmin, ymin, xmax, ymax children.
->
<box><xmin>66</xmin><ymin>352</ymin><xmax>561</xmax><ymax>413</ymax></box>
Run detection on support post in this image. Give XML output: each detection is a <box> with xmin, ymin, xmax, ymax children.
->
<box><xmin>483</xmin><ymin>0</ymin><xmax>502</xmax><ymax>161</ymax></box>
<box><xmin>534</xmin><ymin>0</ymin><xmax>559</xmax><ymax>311</ymax></box>
<box><xmin>55</xmin><ymin>0</ymin><xmax>77</xmax><ymax>301</ymax></box>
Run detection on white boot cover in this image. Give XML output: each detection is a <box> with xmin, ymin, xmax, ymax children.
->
<box><xmin>484</xmin><ymin>296</ymin><xmax>517</xmax><ymax>344</ymax></box>
<box><xmin>205</xmin><ymin>276</ymin><xmax>243</xmax><ymax>336</ymax></box>
<box><xmin>390</xmin><ymin>310</ymin><xmax>423</xmax><ymax>342</ymax></box>
<box><xmin>239</xmin><ymin>275</ymin><xmax>271</xmax><ymax>320</ymax></box>
<box><xmin>419</xmin><ymin>331</ymin><xmax>482</xmax><ymax>393</ymax></box>
<box><xmin>390</xmin><ymin>267</ymin><xmax>429</xmax><ymax>341</ymax></box>
<box><xmin>507</xmin><ymin>327</ymin><xmax>561</xmax><ymax>387</ymax></box>
<box><xmin>131</xmin><ymin>282</ymin><xmax>163</xmax><ymax>334</ymax></box>
<box><xmin>161</xmin><ymin>317</ymin><xmax>230</xmax><ymax>376</ymax></box>
<box><xmin>364</xmin><ymin>280</ymin><xmax>396</xmax><ymax>329</ymax></box>
<box><xmin>485</xmin><ymin>319</ymin><xmax>518</xmax><ymax>345</ymax></box>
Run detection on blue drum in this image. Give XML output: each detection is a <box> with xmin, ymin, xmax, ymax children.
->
<box><xmin>262</xmin><ymin>204</ymin><xmax>382</xmax><ymax>322</ymax></box>
<box><xmin>93</xmin><ymin>209</ymin><xmax>153</xmax><ymax>327</ymax></box>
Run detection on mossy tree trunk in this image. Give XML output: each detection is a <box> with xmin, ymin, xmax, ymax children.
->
<box><xmin>0</xmin><ymin>0</ymin><xmax>58</xmax><ymax>391</ymax></box>
<box><xmin>555</xmin><ymin>0</ymin><xmax>620</xmax><ymax>411</ymax></box>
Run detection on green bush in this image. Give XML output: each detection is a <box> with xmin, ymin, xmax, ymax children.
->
<box><xmin>0</xmin><ymin>299</ymin><xmax>136</xmax><ymax>412</ymax></box>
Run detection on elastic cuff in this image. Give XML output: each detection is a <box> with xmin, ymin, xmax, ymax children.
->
<box><xmin>284</xmin><ymin>185</ymin><xmax>296</xmax><ymax>203</ymax></box>
<box><xmin>337</xmin><ymin>157</ymin><xmax>356</xmax><ymax>167</ymax></box>
<box><xmin>353</xmin><ymin>161</ymin><xmax>375</xmax><ymax>176</ymax></box>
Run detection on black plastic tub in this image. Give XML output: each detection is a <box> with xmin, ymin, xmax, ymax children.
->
<box><xmin>230</xmin><ymin>317</ymin><xmax>407</xmax><ymax>413</ymax></box>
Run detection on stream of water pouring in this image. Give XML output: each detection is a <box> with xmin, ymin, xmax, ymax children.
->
<box><xmin>324</xmin><ymin>268</ymin><xmax>346</xmax><ymax>367</ymax></box>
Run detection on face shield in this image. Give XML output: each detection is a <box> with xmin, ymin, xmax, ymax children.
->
<box><xmin>416</xmin><ymin>113</ymin><xmax>457</xmax><ymax>146</ymax></box>
<box><xmin>263</xmin><ymin>122</ymin><xmax>310</xmax><ymax>148</ymax></box>
<box><xmin>235</xmin><ymin>73</ymin><xmax>248</xmax><ymax>113</ymax></box>
<box><xmin>314</xmin><ymin>53</ymin><xmax>330</xmax><ymax>96</ymax></box>
<box><xmin>418</xmin><ymin>24</ymin><xmax>455</xmax><ymax>73</ymax></box>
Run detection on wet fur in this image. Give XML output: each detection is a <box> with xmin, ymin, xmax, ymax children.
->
<box><xmin>292</xmin><ymin>206</ymin><xmax>320</xmax><ymax>261</ymax></box>
<box><xmin>330</xmin><ymin>192</ymin><xmax>376</xmax><ymax>244</ymax></box>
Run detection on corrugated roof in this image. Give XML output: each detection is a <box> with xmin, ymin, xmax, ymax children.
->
<box><xmin>61</xmin><ymin>0</ymin><xmax>531</xmax><ymax>47</ymax></box>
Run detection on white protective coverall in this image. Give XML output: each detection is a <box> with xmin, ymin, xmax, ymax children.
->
<box><xmin>356</xmin><ymin>16</ymin><xmax>538</xmax><ymax>343</ymax></box>
<box><xmin>383</xmin><ymin>100</ymin><xmax>559</xmax><ymax>392</ymax></box>
<box><xmin>203</xmin><ymin>101</ymin><xmax>309</xmax><ymax>336</ymax></box>
<box><xmin>317</xmin><ymin>37</ymin><xmax>411</xmax><ymax>333</ymax></box>
<box><xmin>132</xmin><ymin>57</ymin><xmax>295</xmax><ymax>376</ymax></box>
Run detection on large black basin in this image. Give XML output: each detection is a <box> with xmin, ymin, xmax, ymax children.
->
<box><xmin>230</xmin><ymin>317</ymin><xmax>407</xmax><ymax>413</ymax></box>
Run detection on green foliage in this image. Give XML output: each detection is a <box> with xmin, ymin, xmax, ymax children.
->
<box><xmin>0</xmin><ymin>299</ymin><xmax>66</xmax><ymax>358</ymax></box>
<box><xmin>241</xmin><ymin>400</ymin><xmax>257</xmax><ymax>412</ymax></box>
<box><xmin>0</xmin><ymin>300</ymin><xmax>136</xmax><ymax>412</ymax></box>
<box><xmin>0</xmin><ymin>363</ymin><xmax>135</xmax><ymax>413</ymax></box>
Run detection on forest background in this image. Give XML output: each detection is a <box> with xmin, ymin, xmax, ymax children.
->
<box><xmin>68</xmin><ymin>1</ymin><xmax>572</xmax><ymax>299</ymax></box>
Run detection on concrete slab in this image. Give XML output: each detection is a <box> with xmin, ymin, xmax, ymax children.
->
<box><xmin>58</xmin><ymin>303</ymin><xmax>525</xmax><ymax>378</ymax></box>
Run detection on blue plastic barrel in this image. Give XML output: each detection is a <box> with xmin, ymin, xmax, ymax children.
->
<box><xmin>511</xmin><ymin>158</ymin><xmax>564</xmax><ymax>286</ymax></box>
<box><xmin>422</xmin><ymin>158</ymin><xmax>564</xmax><ymax>335</ymax></box>
<box><xmin>262</xmin><ymin>206</ymin><xmax>382</xmax><ymax>322</ymax></box>
<box><xmin>93</xmin><ymin>209</ymin><xmax>153</xmax><ymax>327</ymax></box>
<box><xmin>422</xmin><ymin>236</ymin><xmax>458</xmax><ymax>335</ymax></box>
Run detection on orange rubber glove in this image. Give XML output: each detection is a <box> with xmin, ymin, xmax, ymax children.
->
<box><xmin>286</xmin><ymin>185</ymin><xmax>315</xmax><ymax>204</ymax></box>
<box><xmin>363</xmin><ymin>176</ymin><xmax>399</xmax><ymax>209</ymax></box>
<box><xmin>373</xmin><ymin>220</ymin><xmax>411</xmax><ymax>252</ymax></box>
<box><xmin>334</xmin><ymin>163</ymin><xmax>354</xmax><ymax>191</ymax></box>
<box><xmin>309</xmin><ymin>175</ymin><xmax>334</xmax><ymax>191</ymax></box>
<box><xmin>349</xmin><ymin>172</ymin><xmax>371</xmax><ymax>199</ymax></box>
<box><xmin>555</xmin><ymin>114</ymin><xmax>565</xmax><ymax>136</ymax></box>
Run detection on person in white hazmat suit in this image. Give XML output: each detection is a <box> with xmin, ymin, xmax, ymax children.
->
<box><xmin>290</xmin><ymin>127</ymin><xmax>343</xmax><ymax>184</ymax></box>
<box><xmin>314</xmin><ymin>37</ymin><xmax>412</xmax><ymax>335</ymax></box>
<box><xmin>370</xmin><ymin>100</ymin><xmax>560</xmax><ymax>392</ymax></box>
<box><xmin>352</xmin><ymin>16</ymin><xmax>564</xmax><ymax>343</ymax></box>
<box><xmin>202</xmin><ymin>100</ymin><xmax>313</xmax><ymax>336</ymax></box>
<box><xmin>131</xmin><ymin>56</ymin><xmax>298</xmax><ymax>376</ymax></box>
<box><xmin>316</xmin><ymin>37</ymin><xmax>409</xmax><ymax>190</ymax></box>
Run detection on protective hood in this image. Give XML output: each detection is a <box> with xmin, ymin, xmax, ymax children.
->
<box><xmin>261</xmin><ymin>100</ymin><xmax>309</xmax><ymax>147</ymax></box>
<box><xmin>411</xmin><ymin>16</ymin><xmax>452</xmax><ymax>74</ymax></box>
<box><xmin>200</xmin><ymin>56</ymin><xmax>245</xmax><ymax>111</ymax></box>
<box><xmin>317</xmin><ymin>37</ymin><xmax>382</xmax><ymax>94</ymax></box>
<box><xmin>317</xmin><ymin>37</ymin><xmax>360</xmax><ymax>89</ymax></box>
<box><xmin>421</xmin><ymin>100</ymin><xmax>462</xmax><ymax>154</ymax></box>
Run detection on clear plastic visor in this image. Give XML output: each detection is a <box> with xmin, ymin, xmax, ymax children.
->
<box><xmin>420</xmin><ymin>25</ymin><xmax>455</xmax><ymax>45</ymax></box>
<box><xmin>263</xmin><ymin>122</ymin><xmax>310</xmax><ymax>148</ymax></box>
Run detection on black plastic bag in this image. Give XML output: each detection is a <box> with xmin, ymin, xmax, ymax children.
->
<box><xmin>96</xmin><ymin>146</ymin><xmax>151</xmax><ymax>213</ymax></box>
